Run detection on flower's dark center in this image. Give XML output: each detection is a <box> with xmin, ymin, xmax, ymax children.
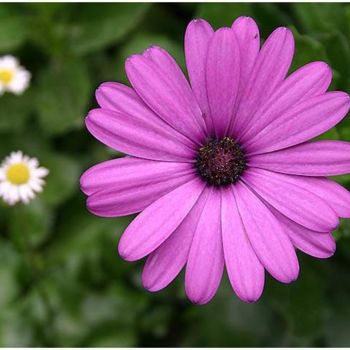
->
<box><xmin>196</xmin><ymin>137</ymin><xmax>246</xmax><ymax>186</ymax></box>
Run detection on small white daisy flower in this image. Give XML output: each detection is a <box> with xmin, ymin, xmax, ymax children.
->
<box><xmin>0</xmin><ymin>151</ymin><xmax>49</xmax><ymax>205</ymax></box>
<box><xmin>0</xmin><ymin>55</ymin><xmax>31</xmax><ymax>95</ymax></box>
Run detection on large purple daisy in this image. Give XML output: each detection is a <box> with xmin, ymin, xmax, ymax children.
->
<box><xmin>81</xmin><ymin>17</ymin><xmax>350</xmax><ymax>304</ymax></box>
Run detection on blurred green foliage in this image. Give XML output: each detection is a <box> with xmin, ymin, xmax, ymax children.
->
<box><xmin>1</xmin><ymin>2</ymin><xmax>350</xmax><ymax>347</ymax></box>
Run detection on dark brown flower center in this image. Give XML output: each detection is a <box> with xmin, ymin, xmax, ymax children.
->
<box><xmin>196</xmin><ymin>137</ymin><xmax>246</xmax><ymax>186</ymax></box>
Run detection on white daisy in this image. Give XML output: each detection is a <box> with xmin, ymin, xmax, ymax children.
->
<box><xmin>0</xmin><ymin>151</ymin><xmax>49</xmax><ymax>205</ymax></box>
<box><xmin>0</xmin><ymin>55</ymin><xmax>31</xmax><ymax>95</ymax></box>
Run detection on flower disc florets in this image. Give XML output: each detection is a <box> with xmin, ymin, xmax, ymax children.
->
<box><xmin>196</xmin><ymin>137</ymin><xmax>246</xmax><ymax>186</ymax></box>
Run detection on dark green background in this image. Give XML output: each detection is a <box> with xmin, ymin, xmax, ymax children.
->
<box><xmin>1</xmin><ymin>2</ymin><xmax>350</xmax><ymax>347</ymax></box>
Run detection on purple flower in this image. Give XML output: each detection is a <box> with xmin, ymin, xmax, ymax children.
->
<box><xmin>81</xmin><ymin>17</ymin><xmax>350</xmax><ymax>304</ymax></box>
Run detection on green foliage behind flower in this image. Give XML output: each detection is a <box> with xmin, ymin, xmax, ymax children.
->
<box><xmin>0</xmin><ymin>2</ymin><xmax>350</xmax><ymax>346</ymax></box>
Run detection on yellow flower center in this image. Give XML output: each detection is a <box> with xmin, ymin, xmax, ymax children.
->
<box><xmin>0</xmin><ymin>69</ymin><xmax>14</xmax><ymax>84</ymax></box>
<box><xmin>6</xmin><ymin>163</ymin><xmax>30</xmax><ymax>185</ymax></box>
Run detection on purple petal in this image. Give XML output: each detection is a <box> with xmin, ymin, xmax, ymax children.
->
<box><xmin>142</xmin><ymin>188</ymin><xmax>210</xmax><ymax>292</ymax></box>
<box><xmin>291</xmin><ymin>231</ymin><xmax>335</xmax><ymax>259</ymax></box>
<box><xmin>86</xmin><ymin>108</ymin><xmax>196</xmax><ymax>162</ymax></box>
<box><xmin>231</xmin><ymin>27</ymin><xmax>294</xmax><ymax>137</ymax></box>
<box><xmin>81</xmin><ymin>156</ymin><xmax>194</xmax><ymax>196</ymax></box>
<box><xmin>269</xmin><ymin>206</ymin><xmax>336</xmax><ymax>259</ymax></box>
<box><xmin>240</xmin><ymin>61</ymin><xmax>332</xmax><ymax>143</ymax></box>
<box><xmin>234</xmin><ymin>181</ymin><xmax>299</xmax><ymax>283</ymax></box>
<box><xmin>267</xmin><ymin>174</ymin><xmax>350</xmax><ymax>219</ymax></box>
<box><xmin>118</xmin><ymin>178</ymin><xmax>205</xmax><ymax>261</ymax></box>
<box><xmin>185</xmin><ymin>19</ymin><xmax>214</xmax><ymax>131</ymax></box>
<box><xmin>125</xmin><ymin>47</ymin><xmax>206</xmax><ymax>142</ymax></box>
<box><xmin>304</xmin><ymin>178</ymin><xmax>350</xmax><ymax>219</ymax></box>
<box><xmin>221</xmin><ymin>188</ymin><xmax>264</xmax><ymax>303</ymax></box>
<box><xmin>206</xmin><ymin>27</ymin><xmax>240</xmax><ymax>138</ymax></box>
<box><xmin>185</xmin><ymin>189</ymin><xmax>224</xmax><ymax>304</ymax></box>
<box><xmin>231</xmin><ymin>16</ymin><xmax>260</xmax><ymax>108</ymax></box>
<box><xmin>87</xmin><ymin>173</ymin><xmax>195</xmax><ymax>217</ymax></box>
<box><xmin>83</xmin><ymin>154</ymin><xmax>194</xmax><ymax>218</ymax></box>
<box><xmin>243</xmin><ymin>169</ymin><xmax>339</xmax><ymax>232</ymax></box>
<box><xmin>249</xmin><ymin>140</ymin><xmax>350</xmax><ymax>176</ymax></box>
<box><xmin>96</xmin><ymin>83</ymin><xmax>196</xmax><ymax>152</ymax></box>
<box><xmin>245</xmin><ymin>92</ymin><xmax>350</xmax><ymax>155</ymax></box>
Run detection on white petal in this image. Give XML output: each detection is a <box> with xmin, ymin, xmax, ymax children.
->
<box><xmin>0</xmin><ymin>55</ymin><xmax>19</xmax><ymax>70</ymax></box>
<box><xmin>34</xmin><ymin>167</ymin><xmax>49</xmax><ymax>177</ymax></box>
<box><xmin>28</xmin><ymin>158</ymin><xmax>39</xmax><ymax>168</ymax></box>
<box><xmin>8</xmin><ymin>69</ymin><xmax>30</xmax><ymax>95</ymax></box>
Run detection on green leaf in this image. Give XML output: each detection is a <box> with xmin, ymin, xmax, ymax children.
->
<box><xmin>252</xmin><ymin>4</ymin><xmax>293</xmax><ymax>38</ymax></box>
<box><xmin>140</xmin><ymin>4</ymin><xmax>193</xmax><ymax>39</ymax></box>
<box><xmin>338</xmin><ymin>125</ymin><xmax>350</xmax><ymax>141</ymax></box>
<box><xmin>46</xmin><ymin>204</ymin><xmax>131</xmax><ymax>271</ymax></box>
<box><xmin>331</xmin><ymin>173</ymin><xmax>350</xmax><ymax>188</ymax></box>
<box><xmin>24</xmin><ymin>4</ymin><xmax>73</xmax><ymax>57</ymax></box>
<box><xmin>265</xmin><ymin>260</ymin><xmax>326</xmax><ymax>345</ymax></box>
<box><xmin>0</xmin><ymin>307</ymin><xmax>34</xmax><ymax>347</ymax></box>
<box><xmin>324</xmin><ymin>264</ymin><xmax>350</xmax><ymax>346</ymax></box>
<box><xmin>315</xmin><ymin>127</ymin><xmax>340</xmax><ymax>141</ymax></box>
<box><xmin>293</xmin><ymin>3</ymin><xmax>348</xmax><ymax>35</ymax></box>
<box><xmin>325</xmin><ymin>302</ymin><xmax>350</xmax><ymax>346</ymax></box>
<box><xmin>27</xmin><ymin>3</ymin><xmax>68</xmax><ymax>17</ymax></box>
<box><xmin>69</xmin><ymin>3</ymin><xmax>150</xmax><ymax>55</ymax></box>
<box><xmin>320</xmin><ymin>30</ymin><xmax>350</xmax><ymax>89</ymax></box>
<box><xmin>0</xmin><ymin>241</ymin><xmax>20</xmax><ymax>307</ymax></box>
<box><xmin>0</xmin><ymin>284</ymin><xmax>51</xmax><ymax>346</ymax></box>
<box><xmin>346</xmin><ymin>6</ymin><xmax>350</xmax><ymax>39</ymax></box>
<box><xmin>80</xmin><ymin>285</ymin><xmax>148</xmax><ymax>328</ymax></box>
<box><xmin>333</xmin><ymin>219</ymin><xmax>350</xmax><ymax>240</ymax></box>
<box><xmin>35</xmin><ymin>58</ymin><xmax>91</xmax><ymax>135</ymax></box>
<box><xmin>196</xmin><ymin>3</ymin><xmax>252</xmax><ymax>28</ymax></box>
<box><xmin>87</xmin><ymin>330</ymin><xmax>136</xmax><ymax>347</ymax></box>
<box><xmin>181</xmin><ymin>279</ymin><xmax>274</xmax><ymax>347</ymax></box>
<box><xmin>290</xmin><ymin>26</ymin><xmax>328</xmax><ymax>73</ymax></box>
<box><xmin>0</xmin><ymin>5</ymin><xmax>28</xmax><ymax>52</ymax></box>
<box><xmin>39</xmin><ymin>152</ymin><xmax>81</xmax><ymax>206</ymax></box>
<box><xmin>8</xmin><ymin>199</ymin><xmax>54</xmax><ymax>248</ymax></box>
<box><xmin>0</xmin><ymin>90</ymin><xmax>34</xmax><ymax>131</ymax></box>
